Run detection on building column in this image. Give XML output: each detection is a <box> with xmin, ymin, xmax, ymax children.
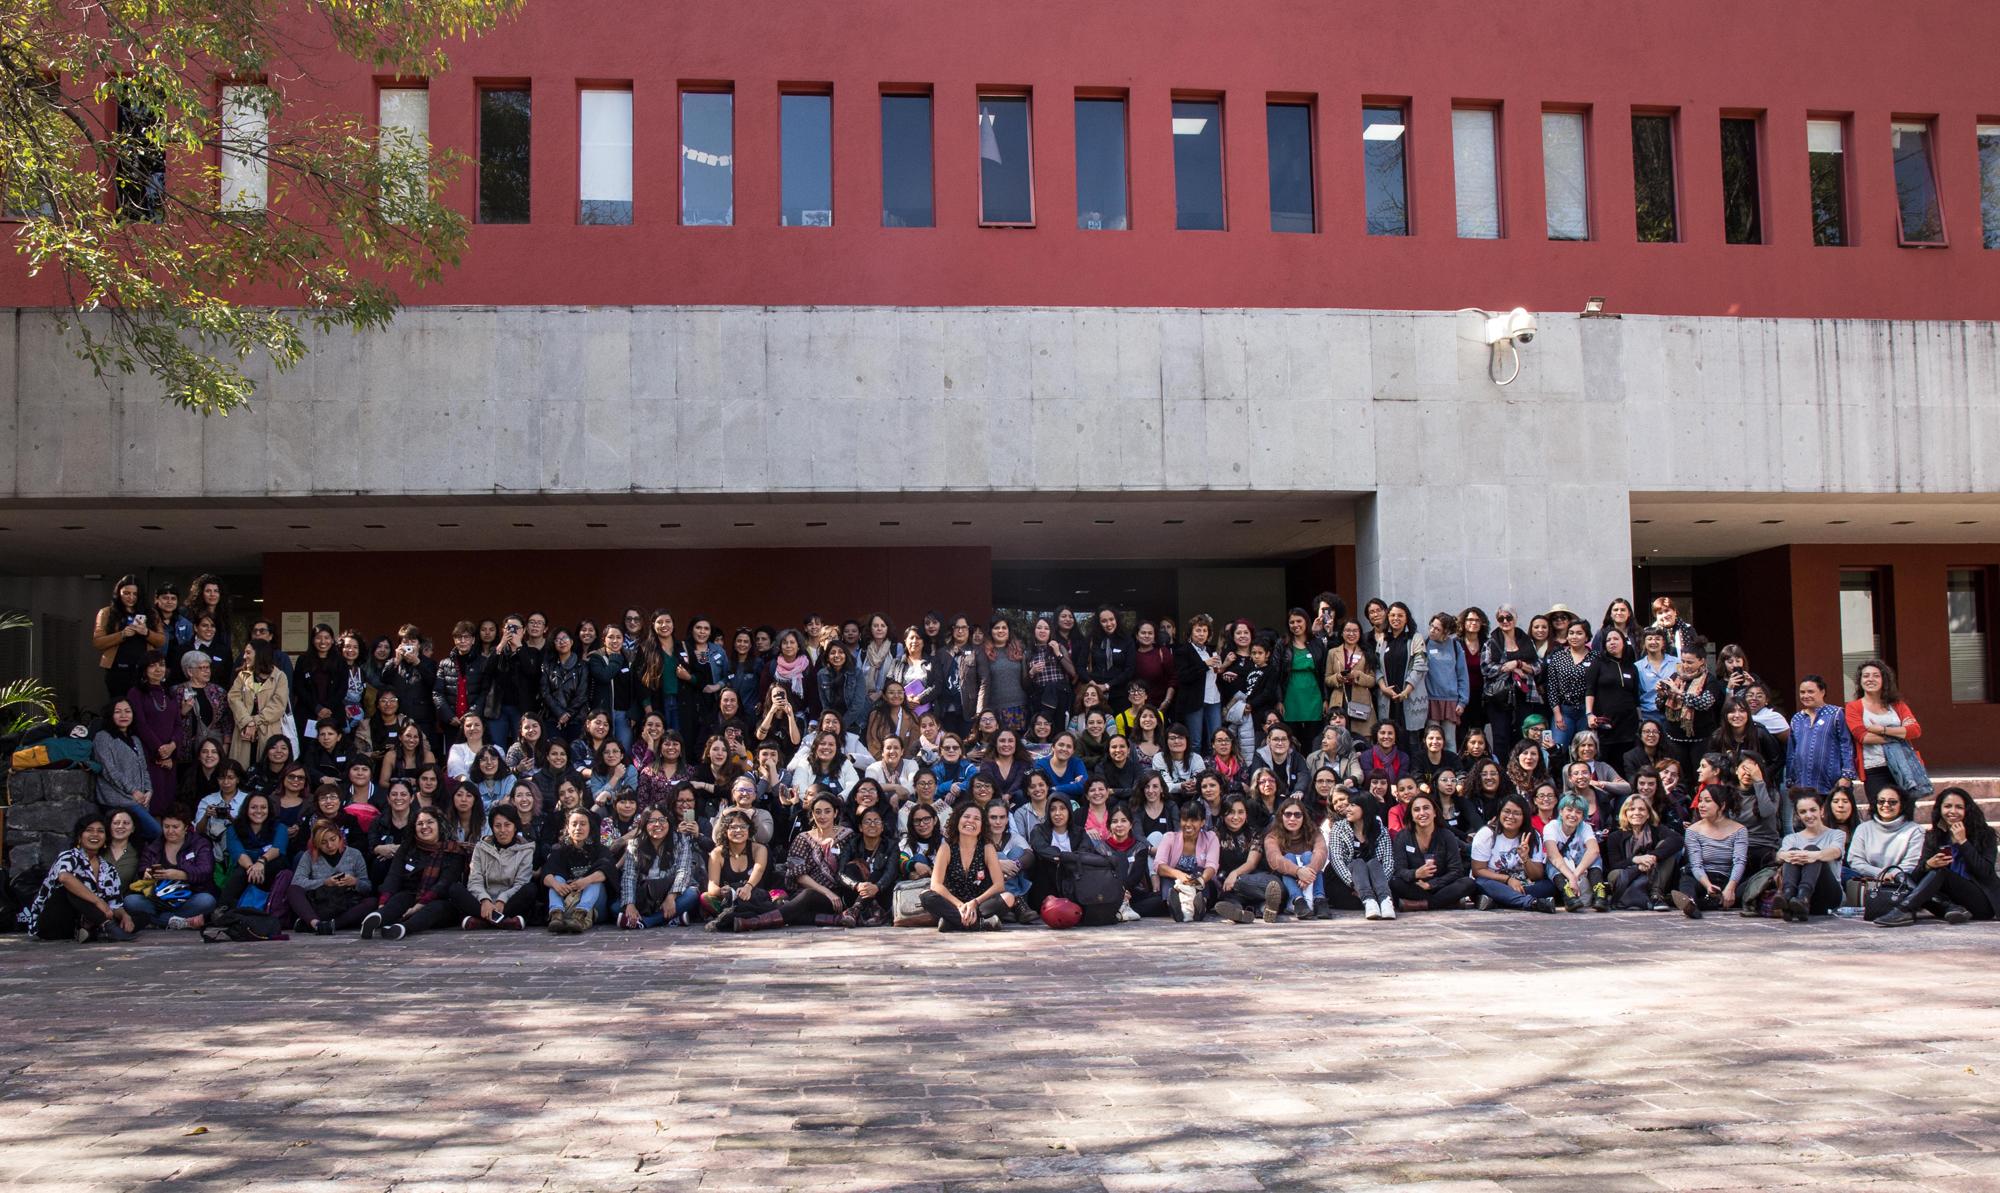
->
<box><xmin>1354</xmin><ymin>484</ymin><xmax>1632</xmax><ymax>626</ymax></box>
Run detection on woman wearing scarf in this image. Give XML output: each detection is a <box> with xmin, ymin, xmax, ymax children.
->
<box><xmin>360</xmin><ymin>807</ymin><xmax>470</xmax><ymax>940</ymax></box>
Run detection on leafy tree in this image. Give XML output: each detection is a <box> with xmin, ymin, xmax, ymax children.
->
<box><xmin>0</xmin><ymin>611</ymin><xmax>56</xmax><ymax>737</ymax></box>
<box><xmin>0</xmin><ymin>0</ymin><xmax>522</xmax><ymax>414</ymax></box>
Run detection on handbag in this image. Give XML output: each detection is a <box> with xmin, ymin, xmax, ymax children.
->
<box><xmin>1862</xmin><ymin>878</ymin><xmax>1911</xmax><ymax>922</ymax></box>
<box><xmin>890</xmin><ymin>878</ymin><xmax>930</xmax><ymax>921</ymax></box>
<box><xmin>1881</xmin><ymin>739</ymin><xmax>1933</xmax><ymax>797</ymax></box>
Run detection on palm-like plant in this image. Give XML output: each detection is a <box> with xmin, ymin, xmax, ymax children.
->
<box><xmin>0</xmin><ymin>612</ymin><xmax>58</xmax><ymax>739</ymax></box>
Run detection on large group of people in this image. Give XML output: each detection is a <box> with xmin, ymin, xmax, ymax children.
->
<box><xmin>20</xmin><ymin>575</ymin><xmax>1994</xmax><ymax>942</ymax></box>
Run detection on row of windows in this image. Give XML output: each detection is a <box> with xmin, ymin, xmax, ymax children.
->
<box><xmin>1842</xmin><ymin>565</ymin><xmax>1996</xmax><ymax>704</ymax></box>
<box><xmin>98</xmin><ymin>83</ymin><xmax>2000</xmax><ymax>253</ymax></box>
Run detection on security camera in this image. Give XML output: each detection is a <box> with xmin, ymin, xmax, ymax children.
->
<box><xmin>1483</xmin><ymin>307</ymin><xmax>1537</xmax><ymax>347</ymax></box>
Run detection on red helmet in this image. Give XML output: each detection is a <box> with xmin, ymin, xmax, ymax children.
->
<box><xmin>1039</xmin><ymin>897</ymin><xmax>1082</xmax><ymax>930</ymax></box>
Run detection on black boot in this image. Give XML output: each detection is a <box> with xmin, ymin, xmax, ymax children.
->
<box><xmin>733</xmin><ymin>910</ymin><xmax>784</xmax><ymax>932</ymax></box>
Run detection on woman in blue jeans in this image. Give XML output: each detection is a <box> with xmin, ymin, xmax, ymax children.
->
<box><xmin>1468</xmin><ymin>795</ymin><xmax>1558</xmax><ymax>912</ymax></box>
<box><xmin>1263</xmin><ymin>797</ymin><xmax>1329</xmax><ymax>919</ymax></box>
<box><xmin>129</xmin><ymin>807</ymin><xmax>219</xmax><ymax>929</ymax></box>
<box><xmin>618</xmin><ymin>807</ymin><xmax>703</xmax><ymax>928</ymax></box>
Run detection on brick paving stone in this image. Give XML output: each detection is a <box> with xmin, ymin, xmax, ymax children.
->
<box><xmin>1</xmin><ymin>916</ymin><xmax>1997</xmax><ymax>1191</ymax></box>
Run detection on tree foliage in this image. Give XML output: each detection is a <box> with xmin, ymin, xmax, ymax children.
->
<box><xmin>0</xmin><ymin>0</ymin><xmax>523</xmax><ymax>414</ymax></box>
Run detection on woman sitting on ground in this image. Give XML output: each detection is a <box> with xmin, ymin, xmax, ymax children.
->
<box><xmin>1672</xmin><ymin>784</ymin><xmax>1747</xmax><ymax>919</ymax></box>
<box><xmin>1541</xmin><ymin>793</ymin><xmax>1606</xmax><ymax>911</ymax></box>
<box><xmin>1390</xmin><ymin>790</ymin><xmax>1477</xmax><ymax>914</ymax></box>
<box><xmin>619</xmin><ymin>806</ymin><xmax>704</xmax><ymax>929</ymax></box>
<box><xmin>1212</xmin><ymin>795</ymin><xmax>1281</xmax><ymax>923</ymax></box>
<box><xmin>1152</xmin><ymin>801</ymin><xmax>1219</xmax><ymax>922</ymax></box>
<box><xmin>459</xmin><ymin>803</ymin><xmax>536</xmax><ymax>929</ymax></box>
<box><xmin>538</xmin><ymin>809</ymin><xmax>611</xmax><ymax>934</ymax></box>
<box><xmin>1874</xmin><ymin>786</ymin><xmax>2000</xmax><ymax>927</ymax></box>
<box><xmin>1101</xmin><ymin>803</ymin><xmax>1164</xmax><ymax>921</ymax></box>
<box><xmin>361</xmin><ymin>806</ymin><xmax>471</xmax><ymax>940</ymax></box>
<box><xmin>26</xmin><ymin>813</ymin><xmax>137</xmax><ymax>941</ymax></box>
<box><xmin>1845</xmin><ymin>786</ymin><xmax>1923</xmax><ymax>896</ymax></box>
<box><xmin>703</xmin><ymin>809</ymin><xmax>773</xmax><ymax>931</ymax></box>
<box><xmin>836</xmin><ymin>804</ymin><xmax>899</xmax><ymax>927</ymax></box>
<box><xmin>287</xmin><ymin>820</ymin><xmax>374</xmax><ymax>935</ymax></box>
<box><xmin>744</xmin><ymin>792</ymin><xmax>852</xmax><ymax>931</ymax></box>
<box><xmin>1324</xmin><ymin>788</ymin><xmax>1394</xmax><ymax>918</ymax></box>
<box><xmin>919</xmin><ymin>802</ymin><xmax>1007</xmax><ymax>932</ymax></box>
<box><xmin>1028</xmin><ymin>796</ymin><xmax>1111</xmax><ymax>915</ymax></box>
<box><xmin>985</xmin><ymin>800</ymin><xmax>1038</xmax><ymax>925</ymax></box>
<box><xmin>222</xmin><ymin>792</ymin><xmax>287</xmax><ymax>908</ymax></box>
<box><xmin>1469</xmin><ymin>795</ymin><xmax>1557</xmax><ymax>913</ymax></box>
<box><xmin>1773</xmin><ymin>789</ymin><xmax>1847</xmax><ymax>922</ymax></box>
<box><xmin>130</xmin><ymin>806</ymin><xmax>219</xmax><ymax>930</ymax></box>
<box><xmin>1264</xmin><ymin>796</ymin><xmax>1330</xmax><ymax>920</ymax></box>
<box><xmin>1602</xmin><ymin>793</ymin><xmax>1683</xmax><ymax>911</ymax></box>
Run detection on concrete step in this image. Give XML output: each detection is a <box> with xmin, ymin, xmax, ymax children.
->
<box><xmin>1912</xmin><ymin>775</ymin><xmax>1999</xmax><ymax>824</ymax></box>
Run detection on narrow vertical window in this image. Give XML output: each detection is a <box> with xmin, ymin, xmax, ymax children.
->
<box><xmin>880</xmin><ymin>93</ymin><xmax>933</xmax><ymax>228</ymax></box>
<box><xmin>1265</xmin><ymin>101</ymin><xmax>1314</xmax><ymax>233</ymax></box>
<box><xmin>1979</xmin><ymin>123</ymin><xmax>2000</xmax><ymax>249</ymax></box>
<box><xmin>578</xmin><ymin>89</ymin><xmax>632</xmax><ymax>225</ymax></box>
<box><xmin>114</xmin><ymin>97</ymin><xmax>165</xmax><ymax>222</ymax></box>
<box><xmin>377</xmin><ymin>86</ymin><xmax>429</xmax><ymax>219</ymax></box>
<box><xmin>477</xmin><ymin>87</ymin><xmax>531</xmax><ymax>224</ymax></box>
<box><xmin>1362</xmin><ymin>105</ymin><xmax>1408</xmax><ymax>236</ymax></box>
<box><xmin>1073</xmin><ymin>96</ymin><xmax>1128</xmax><ymax>231</ymax></box>
<box><xmin>1451</xmin><ymin>108</ymin><xmax>1500</xmax><ymax>239</ymax></box>
<box><xmin>780</xmin><ymin>92</ymin><xmax>833</xmax><ymax>227</ymax></box>
<box><xmin>1948</xmin><ymin>568</ymin><xmax>1993</xmax><ymax>702</ymax></box>
<box><xmin>1719</xmin><ymin>116</ymin><xmax>1763</xmax><ymax>244</ymax></box>
<box><xmin>1808</xmin><ymin>118</ymin><xmax>1848</xmax><ymax>246</ymax></box>
<box><xmin>680</xmin><ymin>90</ymin><xmax>733</xmax><ymax>226</ymax></box>
<box><xmin>1542</xmin><ymin>110</ymin><xmax>1589</xmax><ymax>241</ymax></box>
<box><xmin>1172</xmin><ymin>98</ymin><xmax>1224</xmax><ymax>230</ymax></box>
<box><xmin>1630</xmin><ymin>113</ymin><xmax>1677</xmax><ymax>243</ymax></box>
<box><xmin>1839</xmin><ymin>568</ymin><xmax>1893</xmax><ymax>678</ymax></box>
<box><xmin>219</xmin><ymin>85</ymin><xmax>270</xmax><ymax>213</ymax></box>
<box><xmin>1892</xmin><ymin>120</ymin><xmax>1944</xmax><ymax>245</ymax></box>
<box><xmin>977</xmin><ymin>94</ymin><xmax>1033</xmax><ymax>225</ymax></box>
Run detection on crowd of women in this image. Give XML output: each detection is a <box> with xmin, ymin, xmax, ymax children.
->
<box><xmin>21</xmin><ymin>577</ymin><xmax>1996</xmax><ymax>941</ymax></box>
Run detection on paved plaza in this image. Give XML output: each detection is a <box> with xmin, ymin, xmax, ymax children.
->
<box><xmin>1</xmin><ymin>914</ymin><xmax>1997</xmax><ymax>1192</ymax></box>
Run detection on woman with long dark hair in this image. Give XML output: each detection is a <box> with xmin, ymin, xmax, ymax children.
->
<box><xmin>1875</xmin><ymin>787</ymin><xmax>2000</xmax><ymax>926</ymax></box>
<box><xmin>91</xmin><ymin>574</ymin><xmax>155</xmax><ymax>703</ymax></box>
<box><xmin>26</xmin><ymin>812</ymin><xmax>137</xmax><ymax>941</ymax></box>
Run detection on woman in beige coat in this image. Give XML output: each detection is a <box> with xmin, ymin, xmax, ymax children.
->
<box><xmin>227</xmin><ymin>639</ymin><xmax>291</xmax><ymax>768</ymax></box>
<box><xmin>1322</xmin><ymin>618</ymin><xmax>1378</xmax><ymax>739</ymax></box>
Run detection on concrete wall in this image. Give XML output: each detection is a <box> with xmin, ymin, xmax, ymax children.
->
<box><xmin>6</xmin><ymin>305</ymin><xmax>1999</xmax><ymax>621</ymax></box>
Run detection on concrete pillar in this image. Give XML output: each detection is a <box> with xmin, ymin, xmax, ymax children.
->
<box><xmin>1354</xmin><ymin>485</ymin><xmax>1632</xmax><ymax>626</ymax></box>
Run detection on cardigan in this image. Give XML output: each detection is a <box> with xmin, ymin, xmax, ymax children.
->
<box><xmin>1842</xmin><ymin>699</ymin><xmax>1921</xmax><ymax>778</ymax></box>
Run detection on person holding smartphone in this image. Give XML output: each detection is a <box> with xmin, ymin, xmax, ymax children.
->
<box><xmin>1875</xmin><ymin>787</ymin><xmax>2000</xmax><ymax>927</ymax></box>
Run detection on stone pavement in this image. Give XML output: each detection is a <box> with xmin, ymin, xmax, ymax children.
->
<box><xmin>2</xmin><ymin>913</ymin><xmax>1998</xmax><ymax>1192</ymax></box>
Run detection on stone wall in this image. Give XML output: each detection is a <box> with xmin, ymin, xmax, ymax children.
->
<box><xmin>6</xmin><ymin>769</ymin><xmax>96</xmax><ymax>878</ymax></box>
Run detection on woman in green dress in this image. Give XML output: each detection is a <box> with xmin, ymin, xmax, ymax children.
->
<box><xmin>1279</xmin><ymin>608</ymin><xmax>1328</xmax><ymax>747</ymax></box>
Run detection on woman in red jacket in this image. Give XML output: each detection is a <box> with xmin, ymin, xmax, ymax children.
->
<box><xmin>1843</xmin><ymin>659</ymin><xmax>1921</xmax><ymax>800</ymax></box>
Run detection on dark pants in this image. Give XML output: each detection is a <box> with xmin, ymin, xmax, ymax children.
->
<box><xmin>284</xmin><ymin>884</ymin><xmax>375</xmax><ymax>930</ymax></box>
<box><xmin>778</xmin><ymin>887</ymin><xmax>838</xmax><ymax>926</ymax></box>
<box><xmin>1128</xmin><ymin>890</ymin><xmax>1171</xmax><ymax>918</ymax></box>
<box><xmin>34</xmin><ymin>888</ymin><xmax>110</xmax><ymax>940</ymax></box>
<box><xmin>1863</xmin><ymin>766</ymin><xmax>1897</xmax><ymax>800</ymax></box>
<box><xmin>1609</xmin><ymin>861</ymin><xmax>1675</xmax><ymax>908</ymax></box>
<box><xmin>1678</xmin><ymin>866</ymin><xmax>1734</xmax><ymax>911</ymax></box>
<box><xmin>919</xmin><ymin>890</ymin><xmax>1006</xmax><ymax>929</ymax></box>
<box><xmin>445</xmin><ymin>882</ymin><xmax>538</xmax><ymax>921</ymax></box>
<box><xmin>379</xmin><ymin>891</ymin><xmax>457</xmax><ymax>934</ymax></box>
<box><xmin>1779</xmin><ymin>860</ymin><xmax>1844</xmax><ymax>913</ymax></box>
<box><xmin>105</xmin><ymin>664</ymin><xmax>142</xmax><ymax>703</ymax></box>
<box><xmin>1389</xmin><ymin>876</ymin><xmax>1477</xmax><ymax>908</ymax></box>
<box><xmin>1218</xmin><ymin>871</ymin><xmax>1280</xmax><ymax>910</ymax></box>
<box><xmin>1898</xmin><ymin>870</ymin><xmax>1997</xmax><ymax>920</ymax></box>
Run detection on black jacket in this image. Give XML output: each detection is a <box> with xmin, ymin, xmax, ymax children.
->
<box><xmin>432</xmin><ymin>649</ymin><xmax>494</xmax><ymax>726</ymax></box>
<box><xmin>292</xmin><ymin>652</ymin><xmax>349</xmax><ymax>723</ymax></box>
<box><xmin>1602</xmin><ymin>826</ymin><xmax>1685</xmax><ymax>873</ymax></box>
<box><xmin>541</xmin><ymin>654</ymin><xmax>588</xmax><ymax>728</ymax></box>
<box><xmin>1171</xmin><ymin>642</ymin><xmax>1215</xmax><ymax>721</ymax></box>
<box><xmin>382</xmin><ymin>657</ymin><xmax>438</xmax><ymax>728</ymax></box>
<box><xmin>1390</xmin><ymin>825</ymin><xmax>1468</xmax><ymax>888</ymax></box>
<box><xmin>1086</xmin><ymin>631</ymin><xmax>1136</xmax><ymax>699</ymax></box>
<box><xmin>585</xmin><ymin>651</ymin><xmax>637</xmax><ymax>715</ymax></box>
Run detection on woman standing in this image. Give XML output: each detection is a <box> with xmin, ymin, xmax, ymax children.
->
<box><xmin>973</xmin><ymin>617</ymin><xmax>1030</xmax><ymax>734</ymax></box>
<box><xmin>637</xmin><ymin>610</ymin><xmax>684</xmax><ymax>735</ymax></box>
<box><xmin>1025</xmin><ymin>616</ymin><xmax>1077</xmax><ymax>729</ymax></box>
<box><xmin>1423</xmin><ymin>613</ymin><xmax>1468</xmax><ymax>750</ymax></box>
<box><xmin>1375</xmin><ymin>603</ymin><xmax>1429</xmax><ymax>737</ymax></box>
<box><xmin>1844</xmin><ymin>659</ymin><xmax>1923</xmax><ymax>800</ymax></box>
<box><xmin>815</xmin><ymin>642</ymin><xmax>867</xmax><ymax>740</ymax></box>
<box><xmin>93</xmin><ymin>698</ymin><xmax>162</xmax><ymax>840</ymax></box>
<box><xmin>91</xmin><ymin>575</ymin><xmax>156</xmax><ymax>703</ymax></box>
<box><xmin>1480</xmin><ymin>605</ymin><xmax>1542</xmax><ymax>762</ymax></box>
<box><xmin>226</xmin><ymin>640</ymin><xmax>290</xmax><ymax>769</ymax></box>
<box><xmin>540</xmin><ymin>627</ymin><xmax>588</xmax><ymax>742</ymax></box>
<box><xmin>292</xmin><ymin>624</ymin><xmax>348</xmax><ymax>741</ymax></box>
<box><xmin>585</xmin><ymin>625</ymin><xmax>637</xmax><ymax>750</ymax></box>
<box><xmin>1277</xmin><ymin>608</ymin><xmax>1327</xmax><ymax>746</ymax></box>
<box><xmin>1172</xmin><ymin>614</ymin><xmax>1225</xmax><ymax>746</ymax></box>
<box><xmin>123</xmin><ymin>653</ymin><xmax>181</xmax><ymax>818</ymax></box>
<box><xmin>857</xmin><ymin>614</ymin><xmax>898</xmax><ymax>705</ymax></box>
<box><xmin>1323</xmin><ymin>619</ymin><xmax>1377</xmax><ymax>740</ymax></box>
<box><xmin>1131</xmin><ymin>621</ymin><xmax>1175</xmax><ymax>711</ymax></box>
<box><xmin>1581</xmin><ymin>628</ymin><xmax>1641</xmax><ymax>769</ymax></box>
<box><xmin>1543</xmin><ymin>620</ymin><xmax>1595</xmax><ymax>752</ymax></box>
<box><xmin>173</xmin><ymin>651</ymin><xmax>233</xmax><ymax>773</ymax></box>
<box><xmin>1456</xmin><ymin>608</ymin><xmax>1490</xmax><ymax>747</ymax></box>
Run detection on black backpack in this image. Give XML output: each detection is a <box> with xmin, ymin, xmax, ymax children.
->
<box><xmin>201</xmin><ymin>906</ymin><xmax>284</xmax><ymax>942</ymax></box>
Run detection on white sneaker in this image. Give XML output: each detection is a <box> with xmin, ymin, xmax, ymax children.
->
<box><xmin>1379</xmin><ymin>899</ymin><xmax>1397</xmax><ymax>920</ymax></box>
<box><xmin>1116</xmin><ymin>904</ymin><xmax>1140</xmax><ymax>923</ymax></box>
<box><xmin>1362</xmin><ymin>899</ymin><xmax>1380</xmax><ymax>921</ymax></box>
